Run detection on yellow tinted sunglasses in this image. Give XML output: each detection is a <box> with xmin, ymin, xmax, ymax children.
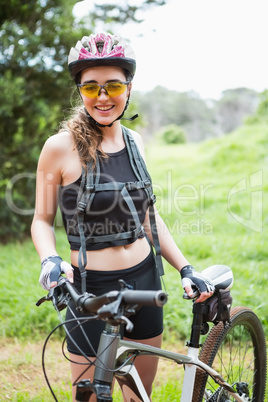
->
<box><xmin>77</xmin><ymin>81</ymin><xmax>130</xmax><ymax>98</ymax></box>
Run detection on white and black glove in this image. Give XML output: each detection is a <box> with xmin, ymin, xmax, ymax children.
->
<box><xmin>180</xmin><ymin>265</ymin><xmax>215</xmax><ymax>298</ymax></box>
<box><xmin>39</xmin><ymin>255</ymin><xmax>73</xmax><ymax>291</ymax></box>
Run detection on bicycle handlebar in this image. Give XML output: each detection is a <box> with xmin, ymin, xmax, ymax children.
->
<box><xmin>36</xmin><ymin>277</ymin><xmax>168</xmax><ymax>318</ymax></box>
<box><xmin>62</xmin><ymin>277</ymin><xmax>167</xmax><ymax>313</ymax></box>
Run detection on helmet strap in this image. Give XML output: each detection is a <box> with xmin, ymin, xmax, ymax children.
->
<box><xmin>83</xmin><ymin>95</ymin><xmax>138</xmax><ymax>128</ymax></box>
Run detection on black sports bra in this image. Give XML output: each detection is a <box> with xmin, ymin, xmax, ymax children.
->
<box><xmin>59</xmin><ymin>147</ymin><xmax>148</xmax><ymax>251</ymax></box>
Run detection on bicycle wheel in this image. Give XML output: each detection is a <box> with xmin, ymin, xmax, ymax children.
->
<box><xmin>193</xmin><ymin>306</ymin><xmax>267</xmax><ymax>402</ymax></box>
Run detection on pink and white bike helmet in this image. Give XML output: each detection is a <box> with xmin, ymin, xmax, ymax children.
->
<box><xmin>68</xmin><ymin>32</ymin><xmax>136</xmax><ymax>81</ymax></box>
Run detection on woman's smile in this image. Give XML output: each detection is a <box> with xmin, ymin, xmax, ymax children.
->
<box><xmin>95</xmin><ymin>105</ymin><xmax>115</xmax><ymax>112</ymax></box>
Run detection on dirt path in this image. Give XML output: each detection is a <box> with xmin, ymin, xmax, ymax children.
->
<box><xmin>0</xmin><ymin>338</ymin><xmax>187</xmax><ymax>401</ymax></box>
<box><xmin>0</xmin><ymin>339</ymin><xmax>71</xmax><ymax>400</ymax></box>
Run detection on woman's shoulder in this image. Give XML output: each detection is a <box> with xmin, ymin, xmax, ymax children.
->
<box><xmin>45</xmin><ymin>130</ymin><xmax>73</xmax><ymax>149</ymax></box>
<box><xmin>42</xmin><ymin>130</ymin><xmax>74</xmax><ymax>156</ymax></box>
<box><xmin>125</xmin><ymin>127</ymin><xmax>142</xmax><ymax>141</ymax></box>
<box><xmin>125</xmin><ymin>128</ymin><xmax>145</xmax><ymax>159</ymax></box>
<box><xmin>38</xmin><ymin>131</ymin><xmax>76</xmax><ymax>170</ymax></box>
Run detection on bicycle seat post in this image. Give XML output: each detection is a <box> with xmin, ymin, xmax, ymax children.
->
<box><xmin>188</xmin><ymin>302</ymin><xmax>206</xmax><ymax>348</ymax></box>
<box><xmin>181</xmin><ymin>301</ymin><xmax>207</xmax><ymax>400</ymax></box>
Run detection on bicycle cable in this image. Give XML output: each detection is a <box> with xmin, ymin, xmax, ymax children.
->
<box><xmin>42</xmin><ymin>315</ymin><xmax>97</xmax><ymax>402</ymax></box>
<box><xmin>42</xmin><ymin>308</ymin><xmax>139</xmax><ymax>400</ymax></box>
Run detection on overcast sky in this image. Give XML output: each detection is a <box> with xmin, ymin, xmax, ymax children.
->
<box><xmin>73</xmin><ymin>0</ymin><xmax>268</xmax><ymax>99</ymax></box>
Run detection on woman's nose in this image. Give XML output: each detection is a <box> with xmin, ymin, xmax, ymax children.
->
<box><xmin>97</xmin><ymin>88</ymin><xmax>109</xmax><ymax>99</ymax></box>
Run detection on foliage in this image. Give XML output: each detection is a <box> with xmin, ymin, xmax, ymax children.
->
<box><xmin>146</xmin><ymin>120</ymin><xmax>268</xmax><ymax>339</ymax></box>
<box><xmin>80</xmin><ymin>0</ymin><xmax>166</xmax><ymax>27</ymax></box>
<box><xmin>159</xmin><ymin>124</ymin><xmax>186</xmax><ymax>144</ymax></box>
<box><xmin>0</xmin><ymin>0</ymin><xmax>82</xmax><ymax>240</ymax></box>
<box><xmin>0</xmin><ymin>228</ymin><xmax>69</xmax><ymax>339</ymax></box>
<box><xmin>133</xmin><ymin>86</ymin><xmax>260</xmax><ymax>142</ymax></box>
<box><xmin>215</xmin><ymin>87</ymin><xmax>259</xmax><ymax>133</ymax></box>
<box><xmin>0</xmin><ymin>0</ymin><xmax>164</xmax><ymax>242</ymax></box>
<box><xmin>119</xmin><ymin>97</ymin><xmax>145</xmax><ymax>131</ymax></box>
<box><xmin>257</xmin><ymin>89</ymin><xmax>268</xmax><ymax>117</ymax></box>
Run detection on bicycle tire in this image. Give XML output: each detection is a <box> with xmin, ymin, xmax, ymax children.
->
<box><xmin>192</xmin><ymin>306</ymin><xmax>267</xmax><ymax>401</ymax></box>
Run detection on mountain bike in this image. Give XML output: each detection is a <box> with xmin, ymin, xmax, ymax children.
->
<box><xmin>36</xmin><ymin>264</ymin><xmax>267</xmax><ymax>401</ymax></box>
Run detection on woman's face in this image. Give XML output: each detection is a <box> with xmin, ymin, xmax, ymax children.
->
<box><xmin>80</xmin><ymin>66</ymin><xmax>131</xmax><ymax>127</ymax></box>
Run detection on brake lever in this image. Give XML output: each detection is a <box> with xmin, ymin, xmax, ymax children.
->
<box><xmin>36</xmin><ymin>288</ymin><xmax>54</xmax><ymax>306</ymax></box>
<box><xmin>183</xmin><ymin>286</ymin><xmax>199</xmax><ymax>300</ymax></box>
<box><xmin>36</xmin><ymin>285</ymin><xmax>69</xmax><ymax>311</ymax></box>
<box><xmin>120</xmin><ymin>315</ymin><xmax>134</xmax><ymax>332</ymax></box>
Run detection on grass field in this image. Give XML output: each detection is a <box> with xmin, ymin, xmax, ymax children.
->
<box><xmin>0</xmin><ymin>120</ymin><xmax>267</xmax><ymax>400</ymax></box>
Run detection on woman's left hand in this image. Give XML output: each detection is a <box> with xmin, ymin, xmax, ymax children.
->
<box><xmin>180</xmin><ymin>265</ymin><xmax>215</xmax><ymax>303</ymax></box>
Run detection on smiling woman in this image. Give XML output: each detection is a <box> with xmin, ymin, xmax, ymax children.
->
<box><xmin>31</xmin><ymin>32</ymin><xmax>214</xmax><ymax>402</ymax></box>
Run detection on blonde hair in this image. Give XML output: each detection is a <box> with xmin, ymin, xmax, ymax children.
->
<box><xmin>60</xmin><ymin>106</ymin><xmax>107</xmax><ymax>167</ymax></box>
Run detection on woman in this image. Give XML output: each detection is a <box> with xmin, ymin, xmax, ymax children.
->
<box><xmin>31</xmin><ymin>32</ymin><xmax>214</xmax><ymax>401</ymax></box>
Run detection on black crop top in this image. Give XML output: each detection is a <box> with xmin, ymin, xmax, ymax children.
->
<box><xmin>59</xmin><ymin>147</ymin><xmax>149</xmax><ymax>251</ymax></box>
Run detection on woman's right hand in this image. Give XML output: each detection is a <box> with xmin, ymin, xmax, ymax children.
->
<box><xmin>39</xmin><ymin>255</ymin><xmax>74</xmax><ymax>291</ymax></box>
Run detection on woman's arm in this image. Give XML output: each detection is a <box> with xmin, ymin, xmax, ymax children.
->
<box><xmin>31</xmin><ymin>134</ymin><xmax>73</xmax><ymax>289</ymax></box>
<box><xmin>143</xmin><ymin>208</ymin><xmax>214</xmax><ymax>302</ymax></box>
<box><xmin>144</xmin><ymin>208</ymin><xmax>189</xmax><ymax>272</ymax></box>
<box><xmin>31</xmin><ymin>136</ymin><xmax>62</xmax><ymax>260</ymax></box>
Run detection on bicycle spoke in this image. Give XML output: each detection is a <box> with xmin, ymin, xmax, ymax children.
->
<box><xmin>193</xmin><ymin>307</ymin><xmax>267</xmax><ymax>402</ymax></box>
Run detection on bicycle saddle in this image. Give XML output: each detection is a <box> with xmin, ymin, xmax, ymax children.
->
<box><xmin>201</xmin><ymin>265</ymin><xmax>234</xmax><ymax>291</ymax></box>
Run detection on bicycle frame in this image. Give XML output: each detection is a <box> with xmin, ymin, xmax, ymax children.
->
<box><xmin>79</xmin><ymin>302</ymin><xmax>248</xmax><ymax>402</ymax></box>
<box><xmin>115</xmin><ymin>340</ymin><xmax>247</xmax><ymax>402</ymax></box>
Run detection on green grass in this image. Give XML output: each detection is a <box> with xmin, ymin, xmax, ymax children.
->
<box><xmin>0</xmin><ymin>230</ymin><xmax>71</xmax><ymax>339</ymax></box>
<box><xmin>1</xmin><ymin>121</ymin><xmax>267</xmax><ymax>400</ymax></box>
<box><xmin>146</xmin><ymin>122</ymin><xmax>268</xmax><ymax>340</ymax></box>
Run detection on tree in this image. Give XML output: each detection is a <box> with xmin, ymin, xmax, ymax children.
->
<box><xmin>81</xmin><ymin>0</ymin><xmax>166</xmax><ymax>26</ymax></box>
<box><xmin>216</xmin><ymin>88</ymin><xmax>259</xmax><ymax>133</ymax></box>
<box><xmin>256</xmin><ymin>89</ymin><xmax>268</xmax><ymax>119</ymax></box>
<box><xmin>137</xmin><ymin>87</ymin><xmax>219</xmax><ymax>141</ymax></box>
<box><xmin>0</xmin><ymin>0</ymin><xmax>84</xmax><ymax>240</ymax></box>
<box><xmin>0</xmin><ymin>0</ymin><xmax>167</xmax><ymax>241</ymax></box>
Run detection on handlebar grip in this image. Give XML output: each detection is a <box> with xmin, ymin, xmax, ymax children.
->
<box><xmin>122</xmin><ymin>290</ymin><xmax>168</xmax><ymax>307</ymax></box>
<box><xmin>60</xmin><ymin>278</ymin><xmax>119</xmax><ymax>313</ymax></box>
<box><xmin>82</xmin><ymin>291</ymin><xmax>119</xmax><ymax>313</ymax></box>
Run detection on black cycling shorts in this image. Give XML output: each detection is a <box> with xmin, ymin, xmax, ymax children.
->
<box><xmin>65</xmin><ymin>252</ymin><xmax>163</xmax><ymax>356</ymax></box>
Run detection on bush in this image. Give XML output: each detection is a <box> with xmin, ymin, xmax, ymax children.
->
<box><xmin>160</xmin><ymin>124</ymin><xmax>186</xmax><ymax>144</ymax></box>
<box><xmin>0</xmin><ymin>173</ymin><xmax>36</xmax><ymax>242</ymax></box>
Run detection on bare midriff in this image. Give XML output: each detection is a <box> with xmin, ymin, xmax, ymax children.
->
<box><xmin>70</xmin><ymin>237</ymin><xmax>151</xmax><ymax>271</ymax></box>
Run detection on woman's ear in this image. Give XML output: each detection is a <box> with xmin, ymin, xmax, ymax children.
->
<box><xmin>127</xmin><ymin>82</ymin><xmax>132</xmax><ymax>96</ymax></box>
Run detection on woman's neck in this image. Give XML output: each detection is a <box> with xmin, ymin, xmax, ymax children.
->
<box><xmin>100</xmin><ymin>123</ymin><xmax>125</xmax><ymax>153</ymax></box>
